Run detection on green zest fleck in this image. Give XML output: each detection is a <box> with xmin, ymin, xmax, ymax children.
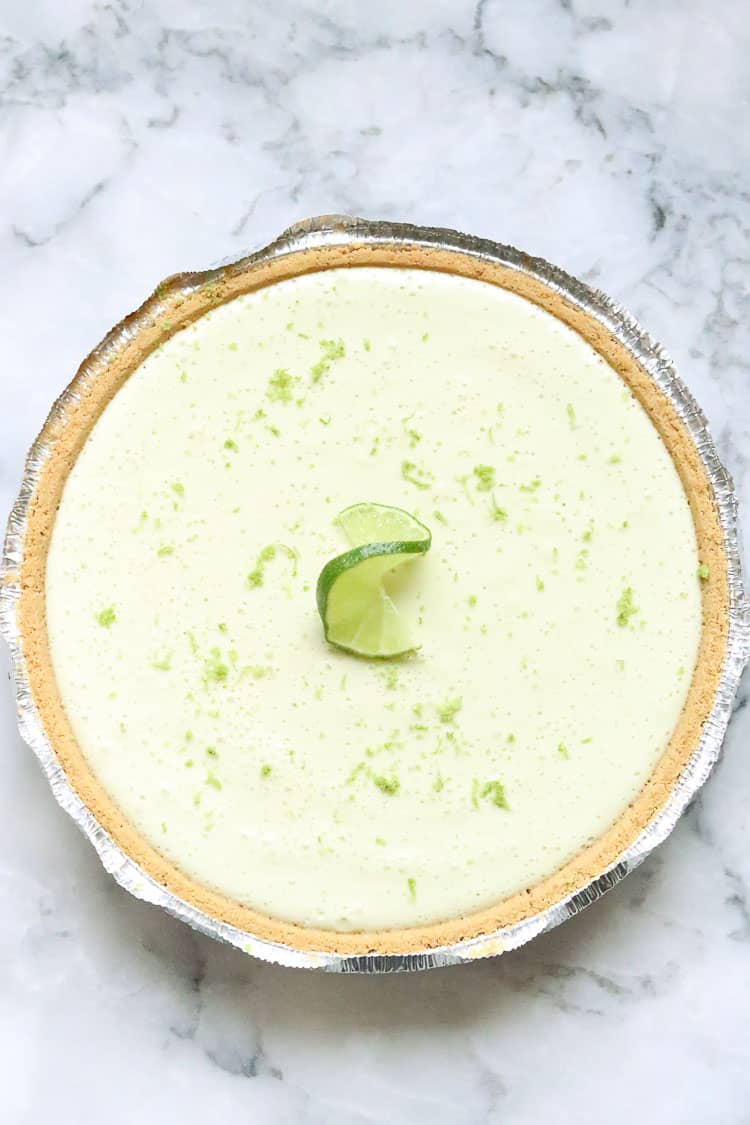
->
<box><xmin>375</xmin><ymin>835</ymin><xmax>386</xmax><ymax>846</ymax></box>
<box><xmin>566</xmin><ymin>403</ymin><xmax>577</xmax><ymax>430</ymax></box>
<box><xmin>697</xmin><ymin>564</ymin><xmax>709</xmax><ymax>581</ymax></box>
<box><xmin>205</xmin><ymin>770</ymin><xmax>222</xmax><ymax>791</ymax></box>
<box><xmin>267</xmin><ymin>367</ymin><xmax>295</xmax><ymax>403</ymax></box>
<box><xmin>319</xmin><ymin>416</ymin><xmax>332</xmax><ymax>426</ymax></box>
<box><xmin>481</xmin><ymin>780</ymin><xmax>509</xmax><ymax>809</ymax></box>
<box><xmin>97</xmin><ymin>606</ymin><xmax>116</xmax><ymax>628</ymax></box>
<box><xmin>437</xmin><ymin>696</ymin><xmax>462</xmax><ymax>724</ymax></box>
<box><xmin>346</xmin><ymin>762</ymin><xmax>366</xmax><ymax>786</ymax></box>
<box><xmin>433</xmin><ymin>773</ymin><xmax>445</xmax><ymax>793</ymax></box>
<box><xmin>401</xmin><ymin>460</ymin><xmax>432</xmax><ymax>490</ymax></box>
<box><xmin>157</xmin><ymin>545</ymin><xmax>174</xmax><ymax>557</ymax></box>
<box><xmin>473</xmin><ymin>464</ymin><xmax>496</xmax><ymax>492</ymax></box>
<box><xmin>372</xmin><ymin>774</ymin><xmax>400</xmax><ymax>796</ymax></box>
<box><xmin>407</xmin><ymin>877</ymin><xmax>417</xmax><ymax>902</ymax></box>
<box><xmin>608</xmin><ymin>453</ymin><xmax>622</xmax><ymax>464</ymax></box>
<box><xmin>557</xmin><ymin>742</ymin><xmax>569</xmax><ymax>759</ymax></box>
<box><xmin>151</xmin><ymin>651</ymin><xmax>172</xmax><ymax>672</ymax></box>
<box><xmin>363</xmin><ymin>338</ymin><xmax>371</xmax><ymax>352</ymax></box>
<box><xmin>616</xmin><ymin>658</ymin><xmax>625</xmax><ymax>672</ymax></box>
<box><xmin>204</xmin><ymin>648</ymin><xmax>229</xmax><ymax>683</ymax></box>
<box><xmin>311</xmin><ymin>338</ymin><xmax>345</xmax><ymax>384</ymax></box>
<box><xmin>224</xmin><ymin>438</ymin><xmax>239</xmax><ymax>452</ymax></box>
<box><xmin>536</xmin><ymin>577</ymin><xmax>545</xmax><ymax>592</ymax></box>
<box><xmin>433</xmin><ymin>510</ymin><xmax>448</xmax><ymax>525</ymax></box>
<box><xmin>616</xmin><ymin>586</ymin><xmax>638</xmax><ymax>628</ymax></box>
<box><xmin>402</xmin><ymin>416</ymin><xmax>422</xmax><ymax>448</ymax></box>
<box><xmin>260</xmin><ymin>764</ymin><xmax>272</xmax><ymax>778</ymax></box>
<box><xmin>490</xmin><ymin>496</ymin><xmax>507</xmax><ymax>522</ymax></box>
<box><xmin>323</xmin><ymin>338</ymin><xmax>345</xmax><ymax>361</ymax></box>
<box><xmin>171</xmin><ymin>482</ymin><xmax>185</xmax><ymax>498</ymax></box>
<box><xmin>480</xmin><ymin>780</ymin><xmax>509</xmax><ymax>810</ymax></box>
<box><xmin>248</xmin><ymin>543</ymin><xmax>298</xmax><ymax>588</ymax></box>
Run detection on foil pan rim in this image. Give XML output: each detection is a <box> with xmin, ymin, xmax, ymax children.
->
<box><xmin>2</xmin><ymin>214</ymin><xmax>748</xmax><ymax>973</ymax></box>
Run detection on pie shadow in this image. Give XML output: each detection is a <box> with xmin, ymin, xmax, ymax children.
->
<box><xmin>124</xmin><ymin>844</ymin><xmax>663</xmax><ymax>1043</ymax></box>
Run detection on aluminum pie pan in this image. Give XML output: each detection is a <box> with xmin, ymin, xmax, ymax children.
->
<box><xmin>1</xmin><ymin>215</ymin><xmax>748</xmax><ymax>973</ymax></box>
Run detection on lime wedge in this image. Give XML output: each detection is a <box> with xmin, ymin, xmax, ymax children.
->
<box><xmin>317</xmin><ymin>503</ymin><xmax>432</xmax><ymax>658</ymax></box>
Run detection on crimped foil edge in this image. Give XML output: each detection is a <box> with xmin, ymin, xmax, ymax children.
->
<box><xmin>1</xmin><ymin>215</ymin><xmax>748</xmax><ymax>973</ymax></box>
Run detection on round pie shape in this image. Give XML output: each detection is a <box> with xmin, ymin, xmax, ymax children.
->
<box><xmin>2</xmin><ymin>220</ymin><xmax>740</xmax><ymax>964</ymax></box>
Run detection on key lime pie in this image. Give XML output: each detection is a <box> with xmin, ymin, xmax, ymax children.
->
<box><xmin>7</xmin><ymin>229</ymin><xmax>730</xmax><ymax>956</ymax></box>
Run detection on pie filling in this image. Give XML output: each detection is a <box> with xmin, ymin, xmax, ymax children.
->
<box><xmin>44</xmin><ymin>266</ymin><xmax>702</xmax><ymax>931</ymax></box>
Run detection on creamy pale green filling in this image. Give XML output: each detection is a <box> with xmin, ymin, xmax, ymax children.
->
<box><xmin>45</xmin><ymin>267</ymin><xmax>702</xmax><ymax>931</ymax></box>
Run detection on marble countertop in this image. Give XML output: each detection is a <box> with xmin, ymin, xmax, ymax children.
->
<box><xmin>2</xmin><ymin>2</ymin><xmax>749</xmax><ymax>1121</ymax></box>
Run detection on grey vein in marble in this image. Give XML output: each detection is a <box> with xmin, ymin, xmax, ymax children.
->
<box><xmin>1</xmin><ymin>1</ymin><xmax>749</xmax><ymax>1122</ymax></box>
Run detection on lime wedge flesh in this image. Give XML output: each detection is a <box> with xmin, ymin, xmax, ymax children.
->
<box><xmin>317</xmin><ymin>503</ymin><xmax>432</xmax><ymax>658</ymax></box>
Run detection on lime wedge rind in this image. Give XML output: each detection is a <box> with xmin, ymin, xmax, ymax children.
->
<box><xmin>316</xmin><ymin>504</ymin><xmax>432</xmax><ymax>659</ymax></box>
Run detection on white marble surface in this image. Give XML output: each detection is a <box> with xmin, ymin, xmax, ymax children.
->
<box><xmin>1</xmin><ymin>1</ymin><xmax>749</xmax><ymax>1120</ymax></box>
